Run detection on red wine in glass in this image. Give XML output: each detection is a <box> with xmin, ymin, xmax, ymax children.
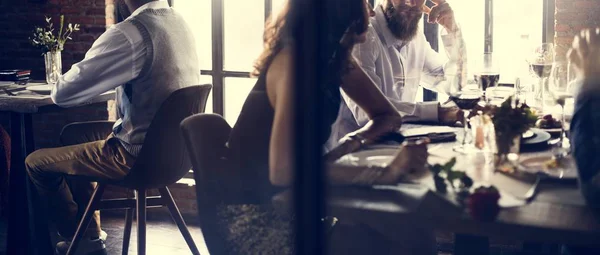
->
<box><xmin>475</xmin><ymin>73</ymin><xmax>500</xmax><ymax>91</ymax></box>
<box><xmin>530</xmin><ymin>63</ymin><xmax>552</xmax><ymax>78</ymax></box>
<box><xmin>449</xmin><ymin>91</ymin><xmax>481</xmax><ymax>153</ymax></box>
<box><xmin>449</xmin><ymin>92</ymin><xmax>482</xmax><ymax>110</ymax></box>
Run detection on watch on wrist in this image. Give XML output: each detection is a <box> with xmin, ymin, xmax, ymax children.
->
<box><xmin>348</xmin><ymin>133</ymin><xmax>368</xmax><ymax>147</ymax></box>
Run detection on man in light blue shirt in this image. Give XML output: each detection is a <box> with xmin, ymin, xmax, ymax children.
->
<box><xmin>327</xmin><ymin>0</ymin><xmax>467</xmax><ymax>149</ymax></box>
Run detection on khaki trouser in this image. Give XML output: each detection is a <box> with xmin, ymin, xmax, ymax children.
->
<box><xmin>25</xmin><ymin>122</ymin><xmax>136</xmax><ymax>238</ymax></box>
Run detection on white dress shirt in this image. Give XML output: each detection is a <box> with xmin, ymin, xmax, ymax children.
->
<box><xmin>326</xmin><ymin>5</ymin><xmax>466</xmax><ymax>150</ymax></box>
<box><xmin>51</xmin><ymin>0</ymin><xmax>170</xmax><ymax>107</ymax></box>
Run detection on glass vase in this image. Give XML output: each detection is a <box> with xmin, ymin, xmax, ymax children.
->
<box><xmin>44</xmin><ymin>51</ymin><xmax>62</xmax><ymax>85</ymax></box>
<box><xmin>495</xmin><ymin>134</ymin><xmax>521</xmax><ymax>172</ymax></box>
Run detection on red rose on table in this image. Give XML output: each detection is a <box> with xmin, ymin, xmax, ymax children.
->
<box><xmin>467</xmin><ymin>186</ymin><xmax>501</xmax><ymax>222</ymax></box>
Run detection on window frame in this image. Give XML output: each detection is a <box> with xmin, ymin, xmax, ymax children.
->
<box><xmin>166</xmin><ymin>0</ymin><xmax>555</xmax><ymax>113</ymax></box>
<box><xmin>171</xmin><ymin>0</ymin><xmax>273</xmax><ymax>115</ymax></box>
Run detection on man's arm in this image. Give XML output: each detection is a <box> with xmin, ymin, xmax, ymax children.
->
<box><xmin>52</xmin><ymin>24</ymin><xmax>143</xmax><ymax>107</ymax></box>
<box><xmin>421</xmin><ymin>27</ymin><xmax>467</xmax><ymax>92</ymax></box>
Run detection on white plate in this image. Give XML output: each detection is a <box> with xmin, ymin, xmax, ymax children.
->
<box><xmin>336</xmin><ymin>148</ymin><xmax>443</xmax><ymax>183</ymax></box>
<box><xmin>26</xmin><ymin>84</ymin><xmax>53</xmax><ymax>94</ymax></box>
<box><xmin>401</xmin><ymin>126</ymin><xmax>456</xmax><ymax>137</ymax></box>
<box><xmin>520</xmin><ymin>155</ymin><xmax>577</xmax><ymax>179</ymax></box>
<box><xmin>336</xmin><ymin>148</ymin><xmax>398</xmax><ymax>167</ymax></box>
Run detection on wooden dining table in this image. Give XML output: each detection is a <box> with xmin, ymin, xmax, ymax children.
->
<box><xmin>0</xmin><ymin>82</ymin><xmax>115</xmax><ymax>255</ymax></box>
<box><xmin>273</xmin><ymin>124</ymin><xmax>600</xmax><ymax>254</ymax></box>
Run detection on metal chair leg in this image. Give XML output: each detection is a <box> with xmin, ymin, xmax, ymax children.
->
<box><xmin>159</xmin><ymin>187</ymin><xmax>200</xmax><ymax>255</ymax></box>
<box><xmin>136</xmin><ymin>189</ymin><xmax>147</xmax><ymax>255</ymax></box>
<box><xmin>67</xmin><ymin>184</ymin><xmax>106</xmax><ymax>255</ymax></box>
<box><xmin>122</xmin><ymin>208</ymin><xmax>134</xmax><ymax>255</ymax></box>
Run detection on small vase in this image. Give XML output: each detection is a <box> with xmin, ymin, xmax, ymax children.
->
<box><xmin>495</xmin><ymin>134</ymin><xmax>521</xmax><ymax>172</ymax></box>
<box><xmin>44</xmin><ymin>51</ymin><xmax>62</xmax><ymax>85</ymax></box>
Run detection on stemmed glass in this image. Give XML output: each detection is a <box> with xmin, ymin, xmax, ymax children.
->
<box><xmin>527</xmin><ymin>43</ymin><xmax>555</xmax><ymax>113</ymax></box>
<box><xmin>474</xmin><ymin>52</ymin><xmax>500</xmax><ymax>103</ymax></box>
<box><xmin>548</xmin><ymin>61</ymin><xmax>576</xmax><ymax>150</ymax></box>
<box><xmin>445</xmin><ymin>75</ymin><xmax>483</xmax><ymax>153</ymax></box>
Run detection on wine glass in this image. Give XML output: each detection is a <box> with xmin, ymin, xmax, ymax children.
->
<box><xmin>474</xmin><ymin>52</ymin><xmax>500</xmax><ymax>102</ymax></box>
<box><xmin>445</xmin><ymin>75</ymin><xmax>483</xmax><ymax>153</ymax></box>
<box><xmin>548</xmin><ymin>61</ymin><xmax>576</xmax><ymax>150</ymax></box>
<box><xmin>527</xmin><ymin>43</ymin><xmax>554</xmax><ymax>113</ymax></box>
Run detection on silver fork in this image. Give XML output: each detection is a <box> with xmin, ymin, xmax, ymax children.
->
<box><xmin>523</xmin><ymin>174</ymin><xmax>542</xmax><ymax>203</ymax></box>
<box><xmin>1</xmin><ymin>87</ymin><xmax>16</xmax><ymax>96</ymax></box>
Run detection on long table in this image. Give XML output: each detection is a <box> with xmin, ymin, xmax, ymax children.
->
<box><xmin>273</xmin><ymin>124</ymin><xmax>600</xmax><ymax>254</ymax></box>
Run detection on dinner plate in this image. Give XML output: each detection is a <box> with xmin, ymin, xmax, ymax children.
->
<box><xmin>26</xmin><ymin>84</ymin><xmax>53</xmax><ymax>94</ymax></box>
<box><xmin>522</xmin><ymin>130</ymin><xmax>535</xmax><ymax>140</ymax></box>
<box><xmin>520</xmin><ymin>128</ymin><xmax>551</xmax><ymax>150</ymax></box>
<box><xmin>335</xmin><ymin>148</ymin><xmax>443</xmax><ymax>181</ymax></box>
<box><xmin>519</xmin><ymin>155</ymin><xmax>578</xmax><ymax>179</ymax></box>
<box><xmin>335</xmin><ymin>148</ymin><xmax>398</xmax><ymax>167</ymax></box>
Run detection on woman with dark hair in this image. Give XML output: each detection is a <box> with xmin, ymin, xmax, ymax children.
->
<box><xmin>218</xmin><ymin>0</ymin><xmax>433</xmax><ymax>254</ymax></box>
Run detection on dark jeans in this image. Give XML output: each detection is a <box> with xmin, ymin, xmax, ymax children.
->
<box><xmin>25</xmin><ymin>121</ymin><xmax>135</xmax><ymax>238</ymax></box>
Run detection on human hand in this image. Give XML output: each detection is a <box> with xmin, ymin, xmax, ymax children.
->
<box><xmin>438</xmin><ymin>104</ymin><xmax>462</xmax><ymax>126</ymax></box>
<box><xmin>568</xmin><ymin>28</ymin><xmax>600</xmax><ymax>85</ymax></box>
<box><xmin>378</xmin><ymin>138</ymin><xmax>430</xmax><ymax>184</ymax></box>
<box><xmin>326</xmin><ymin>115</ymin><xmax>403</xmax><ymax>162</ymax></box>
<box><xmin>422</xmin><ymin>0</ymin><xmax>458</xmax><ymax>33</ymax></box>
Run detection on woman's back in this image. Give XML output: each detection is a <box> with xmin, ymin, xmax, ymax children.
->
<box><xmin>227</xmin><ymin>63</ymin><xmax>342</xmax><ymax>202</ymax></box>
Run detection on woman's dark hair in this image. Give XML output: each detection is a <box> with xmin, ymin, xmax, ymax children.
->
<box><xmin>252</xmin><ymin>0</ymin><xmax>369</xmax><ymax>80</ymax></box>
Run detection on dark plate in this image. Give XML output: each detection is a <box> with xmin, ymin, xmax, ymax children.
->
<box><xmin>520</xmin><ymin>128</ymin><xmax>551</xmax><ymax>151</ymax></box>
<box><xmin>522</xmin><ymin>129</ymin><xmax>535</xmax><ymax>140</ymax></box>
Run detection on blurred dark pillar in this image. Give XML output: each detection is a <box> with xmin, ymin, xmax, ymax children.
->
<box><xmin>292</xmin><ymin>0</ymin><xmax>326</xmax><ymax>254</ymax></box>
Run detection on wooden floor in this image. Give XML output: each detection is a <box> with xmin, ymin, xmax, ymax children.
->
<box><xmin>0</xmin><ymin>210</ymin><xmax>559</xmax><ymax>255</ymax></box>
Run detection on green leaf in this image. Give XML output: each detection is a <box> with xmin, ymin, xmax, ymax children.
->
<box><xmin>446</xmin><ymin>170</ymin><xmax>465</xmax><ymax>181</ymax></box>
<box><xmin>442</xmin><ymin>157</ymin><xmax>456</xmax><ymax>172</ymax></box>
<box><xmin>429</xmin><ymin>164</ymin><xmax>443</xmax><ymax>175</ymax></box>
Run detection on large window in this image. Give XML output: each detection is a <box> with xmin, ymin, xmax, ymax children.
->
<box><xmin>174</xmin><ymin>0</ymin><xmax>285</xmax><ymax>125</ymax></box>
<box><xmin>176</xmin><ymin>0</ymin><xmax>548</xmax><ymax>123</ymax></box>
<box><xmin>450</xmin><ymin>0</ymin><xmax>544</xmax><ymax>82</ymax></box>
<box><xmin>428</xmin><ymin>0</ymin><xmax>545</xmax><ymax>102</ymax></box>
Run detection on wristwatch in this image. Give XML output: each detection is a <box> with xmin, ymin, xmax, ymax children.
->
<box><xmin>348</xmin><ymin>133</ymin><xmax>368</xmax><ymax>147</ymax></box>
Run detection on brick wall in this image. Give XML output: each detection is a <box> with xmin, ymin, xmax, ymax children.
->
<box><xmin>0</xmin><ymin>0</ymin><xmax>112</xmax><ymax>78</ymax></box>
<box><xmin>0</xmin><ymin>0</ymin><xmax>115</xmax><ymax>148</ymax></box>
<box><xmin>554</xmin><ymin>0</ymin><xmax>600</xmax><ymax>61</ymax></box>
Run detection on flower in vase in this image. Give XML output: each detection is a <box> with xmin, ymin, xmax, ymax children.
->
<box><xmin>485</xmin><ymin>97</ymin><xmax>537</xmax><ymax>154</ymax></box>
<box><xmin>30</xmin><ymin>15</ymin><xmax>80</xmax><ymax>55</ymax></box>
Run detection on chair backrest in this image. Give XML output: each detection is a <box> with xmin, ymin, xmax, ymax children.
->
<box><xmin>180</xmin><ymin>113</ymin><xmax>233</xmax><ymax>255</ymax></box>
<box><xmin>120</xmin><ymin>84</ymin><xmax>212</xmax><ymax>189</ymax></box>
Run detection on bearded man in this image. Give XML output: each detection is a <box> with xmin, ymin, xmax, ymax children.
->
<box><xmin>327</xmin><ymin>0</ymin><xmax>467</xmax><ymax>149</ymax></box>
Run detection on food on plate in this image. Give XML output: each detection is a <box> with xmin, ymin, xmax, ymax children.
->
<box><xmin>543</xmin><ymin>156</ymin><xmax>566</xmax><ymax>170</ymax></box>
<box><xmin>535</xmin><ymin>114</ymin><xmax>562</xmax><ymax>129</ymax></box>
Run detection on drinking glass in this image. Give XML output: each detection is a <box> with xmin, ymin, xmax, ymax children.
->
<box><xmin>445</xmin><ymin>75</ymin><xmax>483</xmax><ymax>153</ymax></box>
<box><xmin>548</xmin><ymin>61</ymin><xmax>576</xmax><ymax>149</ymax></box>
<box><xmin>474</xmin><ymin>52</ymin><xmax>500</xmax><ymax>102</ymax></box>
<box><xmin>527</xmin><ymin>43</ymin><xmax>554</xmax><ymax>112</ymax></box>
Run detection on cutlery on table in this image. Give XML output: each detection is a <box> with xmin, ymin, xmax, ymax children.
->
<box><xmin>1</xmin><ymin>87</ymin><xmax>16</xmax><ymax>96</ymax></box>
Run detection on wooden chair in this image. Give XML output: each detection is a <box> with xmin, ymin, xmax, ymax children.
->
<box><xmin>180</xmin><ymin>113</ymin><xmax>234</xmax><ymax>255</ymax></box>
<box><xmin>66</xmin><ymin>84</ymin><xmax>212</xmax><ymax>255</ymax></box>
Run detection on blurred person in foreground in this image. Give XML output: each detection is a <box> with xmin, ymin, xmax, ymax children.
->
<box><xmin>565</xmin><ymin>27</ymin><xmax>600</xmax><ymax>254</ymax></box>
